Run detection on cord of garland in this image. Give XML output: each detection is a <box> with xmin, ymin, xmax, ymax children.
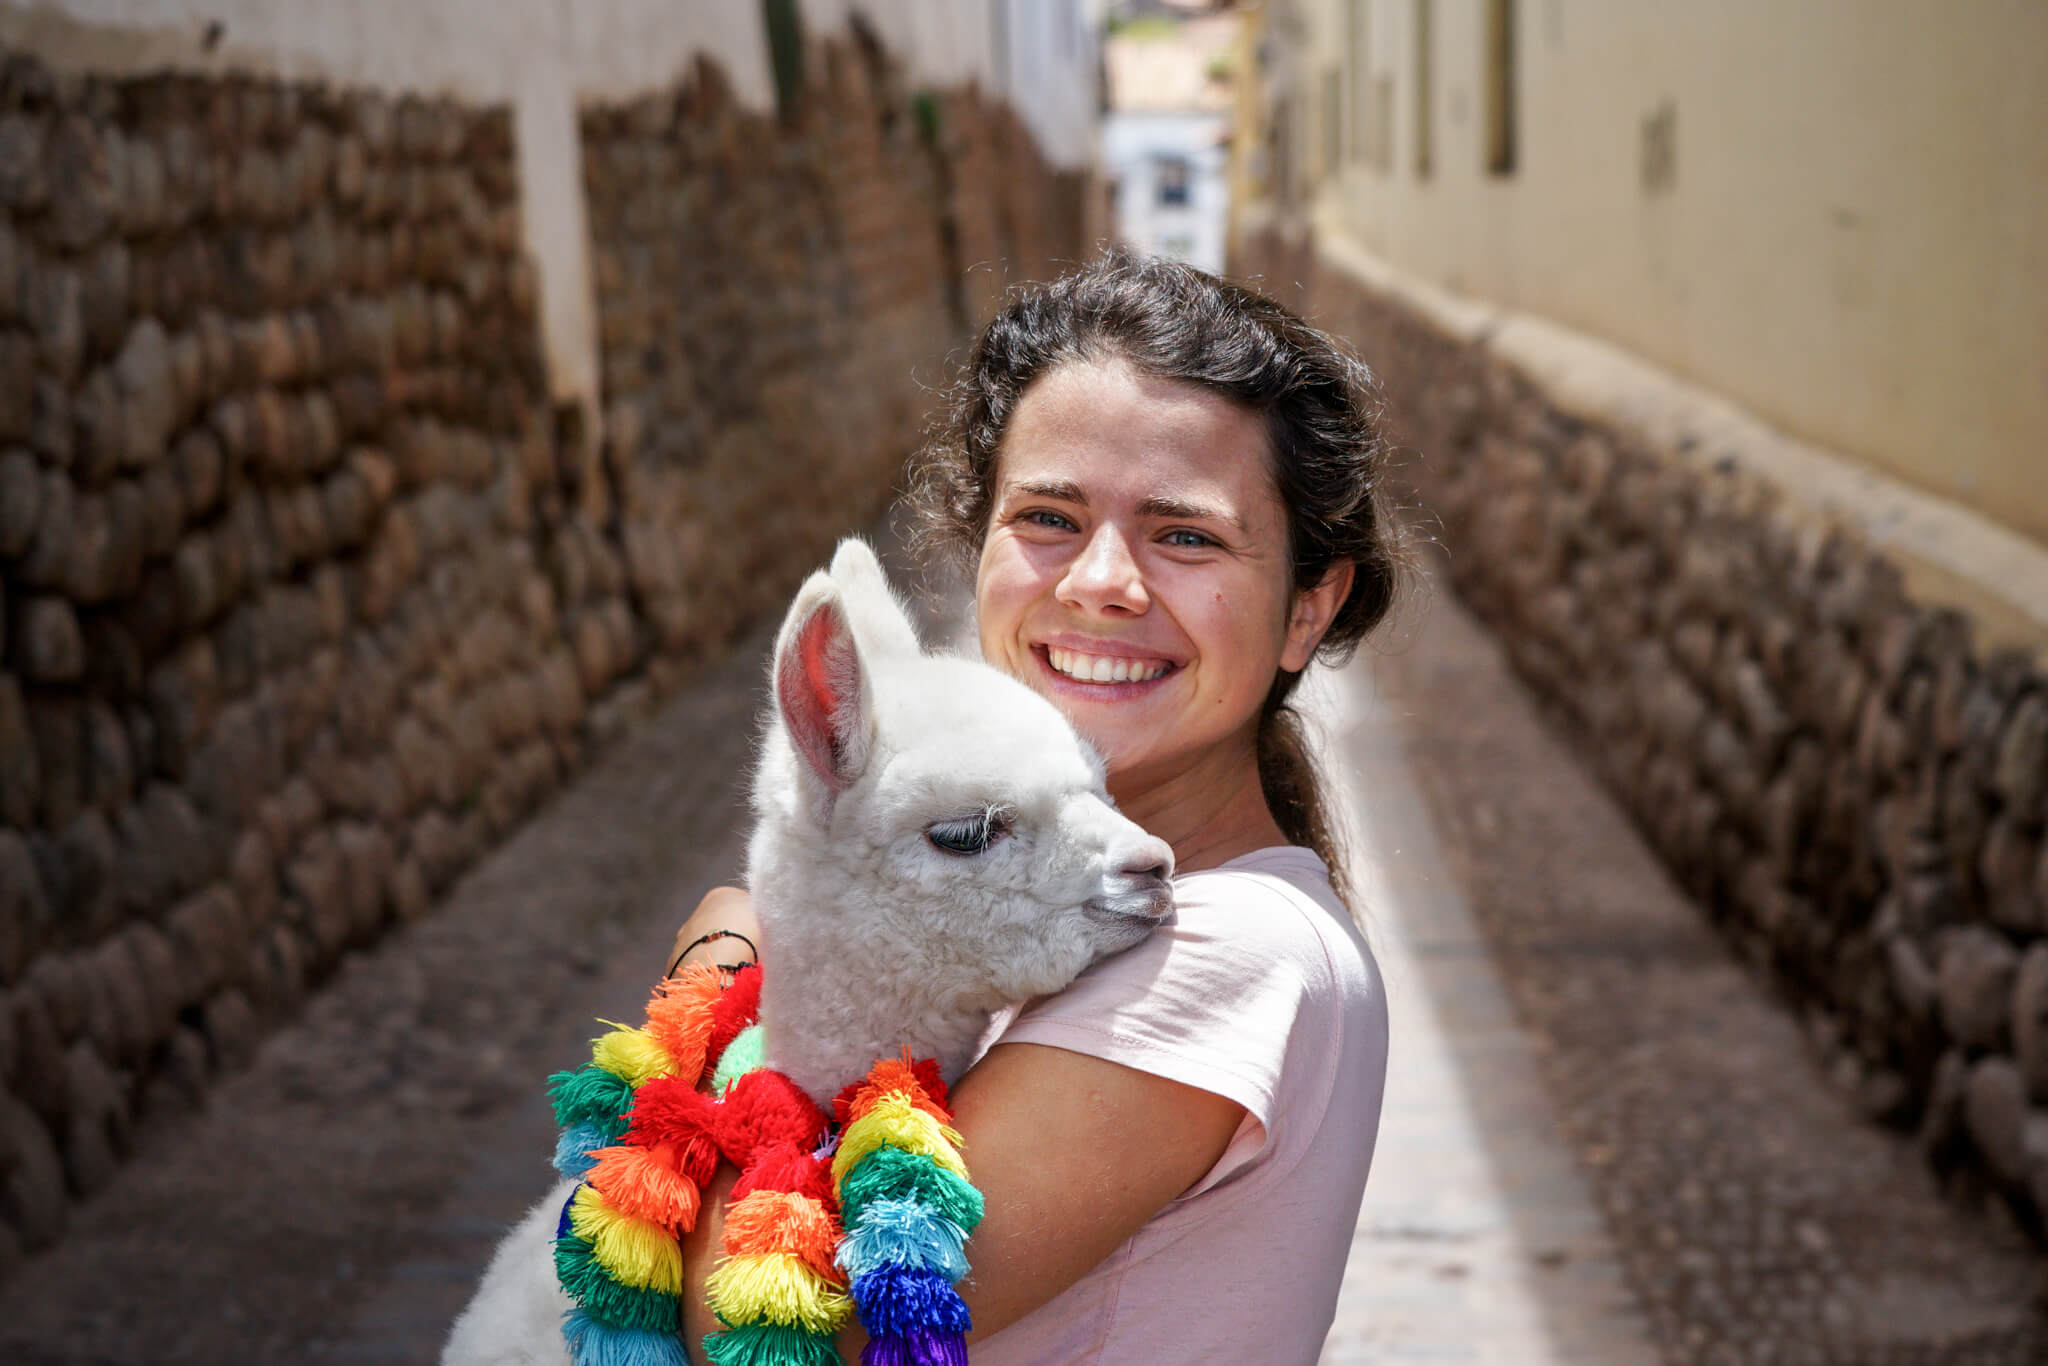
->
<box><xmin>546</xmin><ymin>963</ymin><xmax>983</xmax><ymax>1366</ymax></box>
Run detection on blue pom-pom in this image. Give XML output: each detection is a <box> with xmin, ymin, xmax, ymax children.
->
<box><xmin>556</xmin><ymin>1185</ymin><xmax>581</xmax><ymax>1241</ymax></box>
<box><xmin>837</xmin><ymin>1195</ymin><xmax>969</xmax><ymax>1282</ymax></box>
<box><xmin>562</xmin><ymin>1307</ymin><xmax>690</xmax><ymax>1366</ymax></box>
<box><xmin>851</xmin><ymin>1264</ymin><xmax>971</xmax><ymax>1338</ymax></box>
<box><xmin>555</xmin><ymin>1121</ymin><xmax>613</xmax><ymax>1179</ymax></box>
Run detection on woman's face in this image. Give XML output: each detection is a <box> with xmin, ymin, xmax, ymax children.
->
<box><xmin>974</xmin><ymin>358</ymin><xmax>1343</xmax><ymax>798</ymax></box>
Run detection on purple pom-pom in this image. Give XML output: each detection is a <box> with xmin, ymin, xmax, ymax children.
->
<box><xmin>861</xmin><ymin>1328</ymin><xmax>969</xmax><ymax>1366</ymax></box>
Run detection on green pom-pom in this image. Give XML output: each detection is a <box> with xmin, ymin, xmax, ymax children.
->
<box><xmin>711</xmin><ymin>1023</ymin><xmax>767</xmax><ymax>1094</ymax></box>
<box><xmin>548</xmin><ymin>1065</ymin><xmax>635</xmax><ymax>1131</ymax></box>
<box><xmin>838</xmin><ymin>1146</ymin><xmax>985</xmax><ymax>1234</ymax></box>
<box><xmin>701</xmin><ymin>1322</ymin><xmax>841</xmax><ymax>1366</ymax></box>
<box><xmin>553</xmin><ymin>1232</ymin><xmax>680</xmax><ymax>1334</ymax></box>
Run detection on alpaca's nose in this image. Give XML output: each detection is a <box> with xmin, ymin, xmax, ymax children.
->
<box><xmin>1122</xmin><ymin>837</ymin><xmax>1175</xmax><ymax>884</ymax></box>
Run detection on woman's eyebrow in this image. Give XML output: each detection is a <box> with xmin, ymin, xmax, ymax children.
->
<box><xmin>1007</xmin><ymin>478</ymin><xmax>1088</xmax><ymax>503</ymax></box>
<box><xmin>1137</xmin><ymin>494</ymin><xmax>1244</xmax><ymax>531</ymax></box>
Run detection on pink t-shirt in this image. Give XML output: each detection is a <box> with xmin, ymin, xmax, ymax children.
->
<box><xmin>969</xmin><ymin>845</ymin><xmax>1389</xmax><ymax>1365</ymax></box>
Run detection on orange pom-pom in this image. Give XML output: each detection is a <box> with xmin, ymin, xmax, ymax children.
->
<box><xmin>833</xmin><ymin>1054</ymin><xmax>953</xmax><ymax>1127</ymax></box>
<box><xmin>588</xmin><ymin>1140</ymin><xmax>704</xmax><ymax>1233</ymax></box>
<box><xmin>718</xmin><ymin>1069</ymin><xmax>828</xmax><ymax>1168</ymax></box>
<box><xmin>646</xmin><ymin>964</ymin><xmax>723</xmax><ymax>1083</ymax></box>
<box><xmin>625</xmin><ymin>1078</ymin><xmax>722</xmax><ymax>1185</ymax></box>
<box><xmin>732</xmin><ymin>1141</ymin><xmax>836</xmax><ymax>1209</ymax></box>
<box><xmin>722</xmin><ymin>1188</ymin><xmax>845</xmax><ymax>1284</ymax></box>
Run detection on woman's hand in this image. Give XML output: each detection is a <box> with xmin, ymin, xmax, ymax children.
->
<box><xmin>667</xmin><ymin>886</ymin><xmax>760</xmax><ymax>978</ymax></box>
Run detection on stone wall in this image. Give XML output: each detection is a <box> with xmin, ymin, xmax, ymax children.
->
<box><xmin>1238</xmin><ymin>227</ymin><xmax>2048</xmax><ymax>1239</ymax></box>
<box><xmin>0</xmin><ymin>33</ymin><xmax>1085</xmax><ymax>1269</ymax></box>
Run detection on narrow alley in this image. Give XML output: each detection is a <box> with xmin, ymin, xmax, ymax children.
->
<box><xmin>1</xmin><ymin>540</ymin><xmax>2040</xmax><ymax>1364</ymax></box>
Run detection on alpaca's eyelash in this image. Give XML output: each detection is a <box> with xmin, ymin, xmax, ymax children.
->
<box><xmin>925</xmin><ymin>806</ymin><xmax>1015</xmax><ymax>855</ymax></box>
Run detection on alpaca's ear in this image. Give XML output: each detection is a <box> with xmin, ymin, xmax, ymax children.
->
<box><xmin>774</xmin><ymin>587</ymin><xmax>871</xmax><ymax>793</ymax></box>
<box><xmin>828</xmin><ymin>538</ymin><xmax>922</xmax><ymax>660</ymax></box>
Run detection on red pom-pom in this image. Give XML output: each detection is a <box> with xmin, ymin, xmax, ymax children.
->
<box><xmin>718</xmin><ymin>1068</ymin><xmax>827</xmax><ymax>1168</ymax></box>
<box><xmin>624</xmin><ymin>1078</ymin><xmax>722</xmax><ymax>1184</ymax></box>
<box><xmin>706</xmin><ymin>964</ymin><xmax>763</xmax><ymax>1075</ymax></box>
<box><xmin>731</xmin><ymin>1140</ymin><xmax>837</xmax><ymax>1208</ymax></box>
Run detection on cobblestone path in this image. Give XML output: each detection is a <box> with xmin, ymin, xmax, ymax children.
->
<box><xmin>0</xmin><ymin>562</ymin><xmax>2042</xmax><ymax>1364</ymax></box>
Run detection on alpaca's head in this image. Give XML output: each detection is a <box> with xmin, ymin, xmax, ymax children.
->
<box><xmin>752</xmin><ymin>539</ymin><xmax>1174</xmax><ymax>1015</ymax></box>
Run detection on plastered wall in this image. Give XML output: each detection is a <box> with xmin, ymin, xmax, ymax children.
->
<box><xmin>1285</xmin><ymin>0</ymin><xmax>2048</xmax><ymax>544</ymax></box>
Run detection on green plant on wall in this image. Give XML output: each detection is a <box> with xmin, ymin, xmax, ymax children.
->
<box><xmin>763</xmin><ymin>0</ymin><xmax>804</xmax><ymax>120</ymax></box>
<box><xmin>911</xmin><ymin>88</ymin><xmax>943</xmax><ymax>146</ymax></box>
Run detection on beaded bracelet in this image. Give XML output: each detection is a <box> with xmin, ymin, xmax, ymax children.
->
<box><xmin>665</xmin><ymin>928</ymin><xmax>760</xmax><ymax>981</ymax></box>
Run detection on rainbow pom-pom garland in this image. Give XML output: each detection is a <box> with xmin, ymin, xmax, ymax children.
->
<box><xmin>546</xmin><ymin>963</ymin><xmax>982</xmax><ymax>1366</ymax></box>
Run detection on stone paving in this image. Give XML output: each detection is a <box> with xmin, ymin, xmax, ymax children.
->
<box><xmin>1</xmin><ymin>553</ymin><xmax>2044</xmax><ymax>1363</ymax></box>
<box><xmin>1314</xmin><ymin>657</ymin><xmax>1658</xmax><ymax>1365</ymax></box>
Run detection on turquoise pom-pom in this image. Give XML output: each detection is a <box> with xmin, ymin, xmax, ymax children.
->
<box><xmin>554</xmin><ymin>1120</ymin><xmax>616</xmax><ymax>1179</ymax></box>
<box><xmin>562</xmin><ymin>1307</ymin><xmax>690</xmax><ymax>1366</ymax></box>
<box><xmin>835</xmin><ymin>1194</ymin><xmax>969</xmax><ymax>1283</ymax></box>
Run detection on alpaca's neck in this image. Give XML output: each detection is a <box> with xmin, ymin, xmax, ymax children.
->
<box><xmin>757</xmin><ymin>963</ymin><xmax>993</xmax><ymax>1108</ymax></box>
<box><xmin>749</xmin><ymin>885</ymin><xmax>998</xmax><ymax>1106</ymax></box>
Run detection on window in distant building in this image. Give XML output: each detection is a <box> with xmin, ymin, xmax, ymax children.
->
<box><xmin>1484</xmin><ymin>0</ymin><xmax>1517</xmax><ymax>175</ymax></box>
<box><xmin>1414</xmin><ymin>0</ymin><xmax>1434</xmax><ymax>179</ymax></box>
<box><xmin>1159</xmin><ymin>234</ymin><xmax>1195</xmax><ymax>261</ymax></box>
<box><xmin>1322</xmin><ymin>66</ymin><xmax>1343</xmax><ymax>180</ymax></box>
<box><xmin>1346</xmin><ymin>0</ymin><xmax>1371</xmax><ymax>163</ymax></box>
<box><xmin>1156</xmin><ymin>155</ymin><xmax>1191</xmax><ymax>207</ymax></box>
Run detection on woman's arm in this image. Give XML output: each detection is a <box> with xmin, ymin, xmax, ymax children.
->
<box><xmin>681</xmin><ymin>1043</ymin><xmax>1242</xmax><ymax>1350</ymax></box>
<box><xmin>668</xmin><ymin>888</ymin><xmax>1246</xmax><ymax>1346</ymax></box>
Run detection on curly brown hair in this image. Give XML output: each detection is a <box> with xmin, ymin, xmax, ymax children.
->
<box><xmin>902</xmin><ymin>251</ymin><xmax>1406</xmax><ymax>897</ymax></box>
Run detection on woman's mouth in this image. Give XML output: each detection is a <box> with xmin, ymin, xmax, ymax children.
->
<box><xmin>1040</xmin><ymin>645</ymin><xmax>1177</xmax><ymax>686</ymax></box>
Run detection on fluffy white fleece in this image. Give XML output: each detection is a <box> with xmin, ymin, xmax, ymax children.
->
<box><xmin>443</xmin><ymin>538</ymin><xmax>1172</xmax><ymax>1364</ymax></box>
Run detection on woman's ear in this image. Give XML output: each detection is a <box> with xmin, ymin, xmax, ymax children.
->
<box><xmin>1281</xmin><ymin>560</ymin><xmax>1355</xmax><ymax>672</ymax></box>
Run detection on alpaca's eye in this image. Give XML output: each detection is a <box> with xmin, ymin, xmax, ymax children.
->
<box><xmin>926</xmin><ymin>811</ymin><xmax>1011</xmax><ymax>855</ymax></box>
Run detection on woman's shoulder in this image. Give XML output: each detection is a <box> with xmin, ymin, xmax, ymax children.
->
<box><xmin>1172</xmin><ymin>845</ymin><xmax>1372</xmax><ymax>978</ymax></box>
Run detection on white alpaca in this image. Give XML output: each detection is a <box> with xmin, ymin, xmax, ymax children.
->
<box><xmin>445</xmin><ymin>538</ymin><xmax>1173</xmax><ymax>1364</ymax></box>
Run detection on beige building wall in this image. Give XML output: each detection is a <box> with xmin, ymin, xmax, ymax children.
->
<box><xmin>1286</xmin><ymin>0</ymin><xmax>2048</xmax><ymax>545</ymax></box>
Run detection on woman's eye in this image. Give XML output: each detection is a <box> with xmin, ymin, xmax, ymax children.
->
<box><xmin>925</xmin><ymin>812</ymin><xmax>1010</xmax><ymax>855</ymax></box>
<box><xmin>1021</xmin><ymin>509</ymin><xmax>1076</xmax><ymax>531</ymax></box>
<box><xmin>1163</xmin><ymin>528</ymin><xmax>1215</xmax><ymax>548</ymax></box>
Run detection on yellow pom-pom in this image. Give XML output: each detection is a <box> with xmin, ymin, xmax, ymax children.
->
<box><xmin>831</xmin><ymin>1093</ymin><xmax>968</xmax><ymax>1185</ymax></box>
<box><xmin>706</xmin><ymin>1250</ymin><xmax>852</xmax><ymax>1334</ymax></box>
<box><xmin>589</xmin><ymin>1024</ymin><xmax>674</xmax><ymax>1088</ymax></box>
<box><xmin>569</xmin><ymin>1183</ymin><xmax>683</xmax><ymax>1294</ymax></box>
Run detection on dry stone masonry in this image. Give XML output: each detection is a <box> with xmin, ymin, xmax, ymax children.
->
<box><xmin>0</xmin><ymin>33</ymin><xmax>1083</xmax><ymax>1273</ymax></box>
<box><xmin>1240</xmin><ymin>228</ymin><xmax>2048</xmax><ymax>1246</ymax></box>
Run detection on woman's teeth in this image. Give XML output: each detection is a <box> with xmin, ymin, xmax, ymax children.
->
<box><xmin>1046</xmin><ymin>646</ymin><xmax>1171</xmax><ymax>684</ymax></box>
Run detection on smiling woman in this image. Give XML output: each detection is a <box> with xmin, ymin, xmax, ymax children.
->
<box><xmin>673</xmin><ymin>251</ymin><xmax>1406</xmax><ymax>1365</ymax></box>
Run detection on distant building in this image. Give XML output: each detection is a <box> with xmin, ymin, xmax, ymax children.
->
<box><xmin>1102</xmin><ymin>8</ymin><xmax>1240</xmax><ymax>273</ymax></box>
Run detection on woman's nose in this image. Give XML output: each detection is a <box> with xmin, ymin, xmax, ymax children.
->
<box><xmin>1057</xmin><ymin>526</ymin><xmax>1149</xmax><ymax>615</ymax></box>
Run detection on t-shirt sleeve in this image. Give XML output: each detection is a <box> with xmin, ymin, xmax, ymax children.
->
<box><xmin>989</xmin><ymin>867</ymin><xmax>1339</xmax><ymax>1190</ymax></box>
